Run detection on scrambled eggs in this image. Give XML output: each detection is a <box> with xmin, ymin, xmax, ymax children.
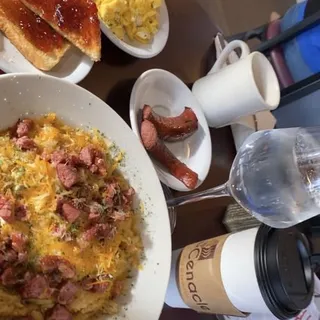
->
<box><xmin>96</xmin><ymin>0</ymin><xmax>162</xmax><ymax>43</ymax></box>
<box><xmin>0</xmin><ymin>114</ymin><xmax>143</xmax><ymax>319</ymax></box>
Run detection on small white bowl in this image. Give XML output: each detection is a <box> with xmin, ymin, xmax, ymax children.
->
<box><xmin>130</xmin><ymin>69</ymin><xmax>212</xmax><ymax>192</ymax></box>
<box><xmin>100</xmin><ymin>1</ymin><xmax>169</xmax><ymax>59</ymax></box>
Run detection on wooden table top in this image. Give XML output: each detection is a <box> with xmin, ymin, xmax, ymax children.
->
<box><xmin>79</xmin><ymin>0</ymin><xmax>236</xmax><ymax>319</ymax></box>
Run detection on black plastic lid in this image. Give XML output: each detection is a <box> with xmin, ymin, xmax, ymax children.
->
<box><xmin>254</xmin><ymin>225</ymin><xmax>314</xmax><ymax>320</ymax></box>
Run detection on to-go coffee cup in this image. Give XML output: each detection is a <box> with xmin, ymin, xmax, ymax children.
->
<box><xmin>165</xmin><ymin>225</ymin><xmax>314</xmax><ymax>319</ymax></box>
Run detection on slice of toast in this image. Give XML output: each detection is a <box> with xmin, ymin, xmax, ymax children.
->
<box><xmin>0</xmin><ymin>0</ymin><xmax>70</xmax><ymax>71</ymax></box>
<box><xmin>21</xmin><ymin>0</ymin><xmax>101</xmax><ymax>61</ymax></box>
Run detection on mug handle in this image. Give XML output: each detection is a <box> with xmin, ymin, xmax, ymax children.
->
<box><xmin>208</xmin><ymin>40</ymin><xmax>251</xmax><ymax>75</ymax></box>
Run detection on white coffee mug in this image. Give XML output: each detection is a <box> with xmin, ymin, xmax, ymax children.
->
<box><xmin>192</xmin><ymin>40</ymin><xmax>280</xmax><ymax>128</ymax></box>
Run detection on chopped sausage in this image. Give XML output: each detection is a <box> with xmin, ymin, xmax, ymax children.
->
<box><xmin>46</xmin><ymin>304</ymin><xmax>73</xmax><ymax>320</ymax></box>
<box><xmin>80</xmin><ymin>145</ymin><xmax>107</xmax><ymax>175</ymax></box>
<box><xmin>23</xmin><ymin>271</ymin><xmax>33</xmax><ymax>282</ymax></box>
<box><xmin>89</xmin><ymin>164</ymin><xmax>98</xmax><ymax>174</ymax></box>
<box><xmin>57</xmin><ymin>281</ymin><xmax>78</xmax><ymax>305</ymax></box>
<box><xmin>88</xmin><ymin>210</ymin><xmax>100</xmax><ymax>221</ymax></box>
<box><xmin>1</xmin><ymin>267</ymin><xmax>18</xmax><ymax>286</ymax></box>
<box><xmin>82</xmin><ymin>224</ymin><xmax>116</xmax><ymax>242</ymax></box>
<box><xmin>21</xmin><ymin>275</ymin><xmax>50</xmax><ymax>299</ymax></box>
<box><xmin>94</xmin><ymin>157</ymin><xmax>107</xmax><ymax>176</ymax></box>
<box><xmin>104</xmin><ymin>181</ymin><xmax>120</xmax><ymax>207</ymax></box>
<box><xmin>11</xmin><ymin>232</ymin><xmax>28</xmax><ymax>253</ymax></box>
<box><xmin>15</xmin><ymin>205</ymin><xmax>27</xmax><ymax>221</ymax></box>
<box><xmin>142</xmin><ymin>105</ymin><xmax>198</xmax><ymax>141</ymax></box>
<box><xmin>5</xmin><ymin>249</ymin><xmax>18</xmax><ymax>263</ymax></box>
<box><xmin>79</xmin><ymin>146</ymin><xmax>95</xmax><ymax>166</ymax></box>
<box><xmin>45</xmin><ymin>272</ymin><xmax>63</xmax><ymax>288</ymax></box>
<box><xmin>0</xmin><ymin>195</ymin><xmax>15</xmax><ymax>223</ymax></box>
<box><xmin>51</xmin><ymin>150</ymin><xmax>68</xmax><ymax>167</ymax></box>
<box><xmin>81</xmin><ymin>277</ymin><xmax>109</xmax><ymax>293</ymax></box>
<box><xmin>15</xmin><ymin>136</ymin><xmax>37</xmax><ymax>151</ymax></box>
<box><xmin>88</xmin><ymin>202</ymin><xmax>104</xmax><ymax>221</ymax></box>
<box><xmin>40</xmin><ymin>256</ymin><xmax>76</xmax><ymax>280</ymax></box>
<box><xmin>140</xmin><ymin>120</ymin><xmax>198</xmax><ymax>189</ymax></box>
<box><xmin>18</xmin><ymin>252</ymin><xmax>28</xmax><ymax>264</ymax></box>
<box><xmin>50</xmin><ymin>151</ymin><xmax>81</xmax><ymax>168</ymax></box>
<box><xmin>16</xmin><ymin>119</ymin><xmax>33</xmax><ymax>138</ymax></box>
<box><xmin>69</xmin><ymin>155</ymin><xmax>81</xmax><ymax>167</ymax></box>
<box><xmin>61</xmin><ymin>203</ymin><xmax>80</xmax><ymax>224</ymax></box>
<box><xmin>56</xmin><ymin>164</ymin><xmax>79</xmax><ymax>189</ymax></box>
<box><xmin>78</xmin><ymin>224</ymin><xmax>116</xmax><ymax>249</ymax></box>
<box><xmin>121</xmin><ymin>187</ymin><xmax>135</xmax><ymax>208</ymax></box>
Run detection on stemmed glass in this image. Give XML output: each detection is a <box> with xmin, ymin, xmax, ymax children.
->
<box><xmin>167</xmin><ymin>127</ymin><xmax>320</xmax><ymax>229</ymax></box>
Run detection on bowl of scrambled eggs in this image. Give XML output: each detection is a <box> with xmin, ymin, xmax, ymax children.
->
<box><xmin>0</xmin><ymin>73</ymin><xmax>171</xmax><ymax>319</ymax></box>
<box><xmin>96</xmin><ymin>0</ymin><xmax>169</xmax><ymax>58</ymax></box>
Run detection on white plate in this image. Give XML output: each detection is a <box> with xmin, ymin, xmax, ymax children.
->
<box><xmin>0</xmin><ymin>73</ymin><xmax>171</xmax><ymax>320</ymax></box>
<box><xmin>130</xmin><ymin>69</ymin><xmax>212</xmax><ymax>192</ymax></box>
<box><xmin>0</xmin><ymin>35</ymin><xmax>93</xmax><ymax>83</ymax></box>
<box><xmin>100</xmin><ymin>1</ymin><xmax>169</xmax><ymax>59</ymax></box>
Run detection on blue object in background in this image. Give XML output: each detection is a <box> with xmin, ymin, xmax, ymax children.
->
<box><xmin>280</xmin><ymin>2</ymin><xmax>313</xmax><ymax>82</ymax></box>
<box><xmin>273</xmin><ymin>90</ymin><xmax>320</xmax><ymax>128</ymax></box>
<box><xmin>273</xmin><ymin>1</ymin><xmax>320</xmax><ymax>128</ymax></box>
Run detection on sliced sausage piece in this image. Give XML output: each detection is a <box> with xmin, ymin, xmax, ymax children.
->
<box><xmin>15</xmin><ymin>136</ymin><xmax>36</xmax><ymax>151</ymax></box>
<box><xmin>104</xmin><ymin>181</ymin><xmax>120</xmax><ymax>207</ymax></box>
<box><xmin>61</xmin><ymin>203</ymin><xmax>80</xmax><ymax>224</ymax></box>
<box><xmin>94</xmin><ymin>157</ymin><xmax>107</xmax><ymax>176</ymax></box>
<box><xmin>18</xmin><ymin>252</ymin><xmax>28</xmax><ymax>264</ymax></box>
<box><xmin>46</xmin><ymin>304</ymin><xmax>73</xmax><ymax>320</ymax></box>
<box><xmin>5</xmin><ymin>249</ymin><xmax>18</xmax><ymax>263</ymax></box>
<box><xmin>40</xmin><ymin>256</ymin><xmax>76</xmax><ymax>280</ymax></box>
<box><xmin>78</xmin><ymin>224</ymin><xmax>116</xmax><ymax>249</ymax></box>
<box><xmin>45</xmin><ymin>272</ymin><xmax>63</xmax><ymax>288</ymax></box>
<box><xmin>21</xmin><ymin>275</ymin><xmax>50</xmax><ymax>299</ymax></box>
<box><xmin>140</xmin><ymin>120</ymin><xmax>198</xmax><ymax>189</ymax></box>
<box><xmin>15</xmin><ymin>205</ymin><xmax>27</xmax><ymax>221</ymax></box>
<box><xmin>50</xmin><ymin>151</ymin><xmax>81</xmax><ymax>168</ymax></box>
<box><xmin>16</xmin><ymin>119</ymin><xmax>33</xmax><ymax>138</ymax></box>
<box><xmin>88</xmin><ymin>202</ymin><xmax>104</xmax><ymax>221</ymax></box>
<box><xmin>79</xmin><ymin>146</ymin><xmax>95</xmax><ymax>166</ymax></box>
<box><xmin>81</xmin><ymin>277</ymin><xmax>109</xmax><ymax>293</ymax></box>
<box><xmin>80</xmin><ymin>145</ymin><xmax>107</xmax><ymax>175</ymax></box>
<box><xmin>51</xmin><ymin>150</ymin><xmax>68</xmax><ymax>167</ymax></box>
<box><xmin>56</xmin><ymin>164</ymin><xmax>79</xmax><ymax>189</ymax></box>
<box><xmin>1</xmin><ymin>267</ymin><xmax>18</xmax><ymax>286</ymax></box>
<box><xmin>57</xmin><ymin>281</ymin><xmax>78</xmax><ymax>305</ymax></box>
<box><xmin>0</xmin><ymin>195</ymin><xmax>15</xmax><ymax>223</ymax></box>
<box><xmin>83</xmin><ymin>224</ymin><xmax>116</xmax><ymax>242</ymax></box>
<box><xmin>11</xmin><ymin>232</ymin><xmax>28</xmax><ymax>253</ymax></box>
<box><xmin>121</xmin><ymin>187</ymin><xmax>135</xmax><ymax>209</ymax></box>
<box><xmin>142</xmin><ymin>105</ymin><xmax>198</xmax><ymax>141</ymax></box>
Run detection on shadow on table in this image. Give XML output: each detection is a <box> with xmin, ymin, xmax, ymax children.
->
<box><xmin>101</xmin><ymin>35</ymin><xmax>137</xmax><ymax>67</ymax></box>
<box><xmin>161</xmin><ymin>304</ymin><xmax>218</xmax><ymax>320</ymax></box>
<box><xmin>105</xmin><ymin>78</ymin><xmax>136</xmax><ymax>124</ymax></box>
